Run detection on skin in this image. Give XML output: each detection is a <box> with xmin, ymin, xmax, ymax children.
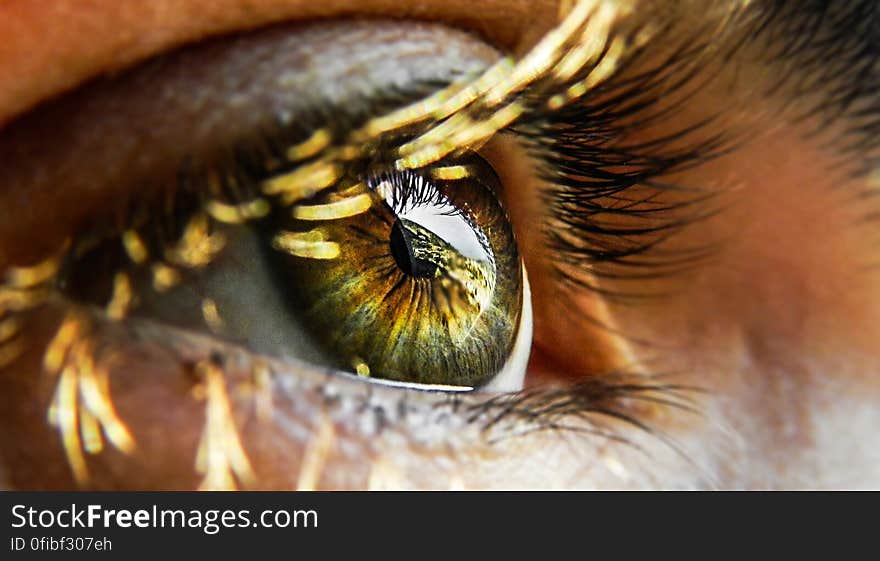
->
<box><xmin>1</xmin><ymin>0</ymin><xmax>879</xmax><ymax>489</ymax></box>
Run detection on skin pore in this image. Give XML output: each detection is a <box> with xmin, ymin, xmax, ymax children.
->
<box><xmin>1</xmin><ymin>0</ymin><xmax>879</xmax><ymax>488</ymax></box>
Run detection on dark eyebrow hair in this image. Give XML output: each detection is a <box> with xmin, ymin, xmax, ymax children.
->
<box><xmin>513</xmin><ymin>0</ymin><xmax>880</xmax><ymax>294</ymax></box>
<box><xmin>748</xmin><ymin>0</ymin><xmax>880</xmax><ymax>176</ymax></box>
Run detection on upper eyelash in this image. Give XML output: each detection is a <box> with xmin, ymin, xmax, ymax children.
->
<box><xmin>512</xmin><ymin>22</ymin><xmax>743</xmax><ymax>301</ymax></box>
<box><xmin>60</xmin><ymin>1</ymin><xmax>675</xmax><ymax>293</ymax></box>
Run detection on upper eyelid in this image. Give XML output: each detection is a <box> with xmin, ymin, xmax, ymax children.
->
<box><xmin>0</xmin><ymin>19</ymin><xmax>501</xmax><ymax>268</ymax></box>
<box><xmin>0</xmin><ymin>0</ymin><xmax>545</xmax><ymax>127</ymax></box>
<box><xmin>0</xmin><ymin>3</ymin><xmax>739</xmax><ymax>282</ymax></box>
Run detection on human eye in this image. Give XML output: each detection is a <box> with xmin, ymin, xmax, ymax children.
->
<box><xmin>2</xmin><ymin>0</ymin><xmax>880</xmax><ymax>490</ymax></box>
<box><xmin>24</xmin><ymin>19</ymin><xmax>530</xmax><ymax>393</ymax></box>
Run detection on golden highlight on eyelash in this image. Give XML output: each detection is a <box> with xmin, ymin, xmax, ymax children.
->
<box><xmin>205</xmin><ymin>198</ymin><xmax>270</xmax><ymax>224</ymax></box>
<box><xmin>0</xmin><ymin>315</ymin><xmax>20</xmax><ymax>342</ymax></box>
<box><xmin>0</xmin><ymin>295</ymin><xmax>27</xmax><ymax>369</ymax></box>
<box><xmin>292</xmin><ymin>192</ymin><xmax>373</xmax><ymax>221</ymax></box>
<box><xmin>296</xmin><ymin>412</ymin><xmax>337</xmax><ymax>491</ymax></box>
<box><xmin>4</xmin><ymin>251</ymin><xmax>63</xmax><ymax>288</ymax></box>
<box><xmin>353</xmin><ymin>357</ymin><xmax>371</xmax><ymax>378</ymax></box>
<box><xmin>396</xmin><ymin>101</ymin><xmax>526</xmax><ymax>169</ymax></box>
<box><xmin>0</xmin><ymin>252</ymin><xmax>65</xmax><ymax>362</ymax></box>
<box><xmin>0</xmin><ymin>285</ymin><xmax>50</xmax><ymax>315</ymax></box>
<box><xmin>43</xmin><ymin>314</ymin><xmax>136</xmax><ymax>485</ymax></box>
<box><xmin>262</xmin><ymin>160</ymin><xmax>343</xmax><ymax>205</ymax></box>
<box><xmin>193</xmin><ymin>359</ymin><xmax>256</xmax><ymax>490</ymax></box>
<box><xmin>250</xmin><ymin>359</ymin><xmax>274</xmax><ymax>423</ymax></box>
<box><xmin>430</xmin><ymin>165</ymin><xmax>474</xmax><ymax>181</ymax></box>
<box><xmin>0</xmin><ymin>248</ymin><xmax>61</xmax><ymax>327</ymax></box>
<box><xmin>165</xmin><ymin>214</ymin><xmax>226</xmax><ymax>269</ymax></box>
<box><xmin>286</xmin><ymin>128</ymin><xmax>333</xmax><ymax>162</ymax></box>
<box><xmin>43</xmin><ymin>313</ymin><xmax>84</xmax><ymax>374</ymax></box>
<box><xmin>122</xmin><ymin>230</ymin><xmax>149</xmax><ymax>264</ymax></box>
<box><xmin>106</xmin><ymin>272</ymin><xmax>133</xmax><ymax>320</ymax></box>
<box><xmin>151</xmin><ymin>263</ymin><xmax>182</xmax><ymax>293</ymax></box>
<box><xmin>272</xmin><ymin>229</ymin><xmax>341</xmax><ymax>260</ymax></box>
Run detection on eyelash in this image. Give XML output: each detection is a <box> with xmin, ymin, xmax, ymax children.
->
<box><xmin>513</xmin><ymin>31</ymin><xmax>738</xmax><ymax>302</ymax></box>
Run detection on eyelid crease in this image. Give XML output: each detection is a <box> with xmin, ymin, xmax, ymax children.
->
<box><xmin>234</xmin><ymin>0</ymin><xmax>646</xmax><ymax>191</ymax></box>
<box><xmin>0</xmin><ymin>0</ymin><xmax>560</xmax><ymax>128</ymax></box>
<box><xmin>272</xmin><ymin>231</ymin><xmax>341</xmax><ymax>260</ymax></box>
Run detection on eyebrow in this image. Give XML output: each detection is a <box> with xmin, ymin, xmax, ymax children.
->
<box><xmin>741</xmin><ymin>0</ymin><xmax>880</xmax><ymax>175</ymax></box>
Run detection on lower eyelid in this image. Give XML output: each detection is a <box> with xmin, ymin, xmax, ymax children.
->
<box><xmin>2</xmin><ymin>294</ymin><xmax>689</xmax><ymax>489</ymax></box>
<box><xmin>0</xmin><ymin>298</ymin><xmax>494</xmax><ymax>489</ymax></box>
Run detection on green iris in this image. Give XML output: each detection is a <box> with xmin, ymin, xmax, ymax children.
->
<box><xmin>268</xmin><ymin>156</ymin><xmax>523</xmax><ymax>387</ymax></box>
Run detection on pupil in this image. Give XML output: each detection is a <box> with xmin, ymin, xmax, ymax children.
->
<box><xmin>390</xmin><ymin>220</ymin><xmax>437</xmax><ymax>278</ymax></box>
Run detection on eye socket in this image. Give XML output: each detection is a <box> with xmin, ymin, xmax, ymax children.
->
<box><xmin>34</xmin><ymin>19</ymin><xmax>532</xmax><ymax>392</ymax></box>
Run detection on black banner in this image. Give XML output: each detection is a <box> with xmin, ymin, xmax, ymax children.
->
<box><xmin>0</xmin><ymin>491</ymin><xmax>868</xmax><ymax>556</ymax></box>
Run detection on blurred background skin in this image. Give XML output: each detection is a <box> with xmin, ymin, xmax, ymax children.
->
<box><xmin>0</xmin><ymin>0</ymin><xmax>879</xmax><ymax>489</ymax></box>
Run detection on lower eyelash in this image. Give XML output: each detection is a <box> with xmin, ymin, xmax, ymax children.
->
<box><xmin>3</xmin><ymin>287</ymin><xmax>701</xmax><ymax>490</ymax></box>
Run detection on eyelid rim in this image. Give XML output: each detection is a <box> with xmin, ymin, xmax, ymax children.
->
<box><xmin>0</xmin><ymin>0</ymin><xmax>558</xmax><ymax>127</ymax></box>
